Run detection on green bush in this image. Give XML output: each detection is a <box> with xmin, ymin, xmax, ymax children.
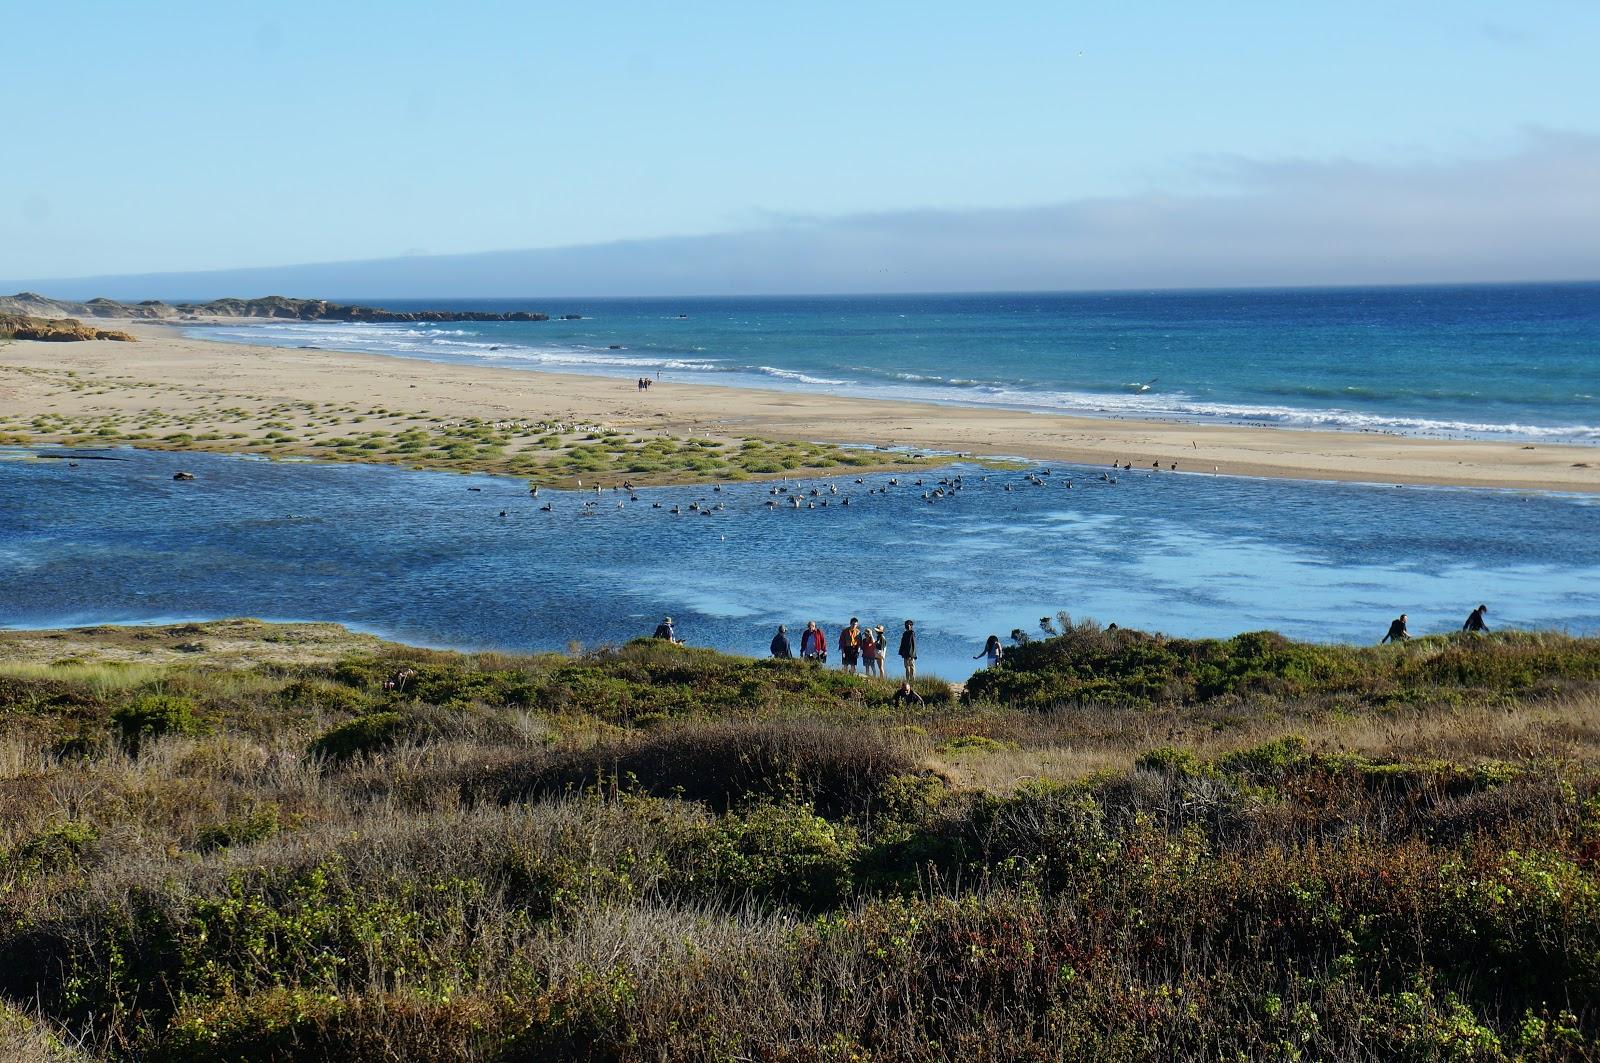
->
<box><xmin>110</xmin><ymin>693</ymin><xmax>204</xmax><ymax>751</ymax></box>
<box><xmin>682</xmin><ymin>802</ymin><xmax>859</xmax><ymax>907</ymax></box>
<box><xmin>308</xmin><ymin>711</ymin><xmax>410</xmax><ymax>762</ymax></box>
<box><xmin>964</xmin><ymin>625</ymin><xmax>1600</xmax><ymax>710</ymax></box>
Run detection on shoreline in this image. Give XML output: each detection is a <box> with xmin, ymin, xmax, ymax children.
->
<box><xmin>175</xmin><ymin>317</ymin><xmax>1600</xmax><ymax>450</ymax></box>
<box><xmin>2</xmin><ymin>321</ymin><xmax>1598</xmax><ymax>493</ymax></box>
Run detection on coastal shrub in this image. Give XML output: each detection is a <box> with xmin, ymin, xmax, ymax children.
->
<box><xmin>480</xmin><ymin>718</ymin><xmax>921</xmax><ymax>818</ymax></box>
<box><xmin>480</xmin><ymin>717</ymin><xmax>921</xmax><ymax>816</ymax></box>
<box><xmin>275</xmin><ymin>677</ymin><xmax>369</xmax><ymax>715</ymax></box>
<box><xmin>307</xmin><ymin>711</ymin><xmax>410</xmax><ymax>762</ymax></box>
<box><xmin>193</xmin><ymin>804</ymin><xmax>283</xmax><ymax>852</ymax></box>
<box><xmin>2</xmin><ymin>822</ymin><xmax>98</xmax><ymax>888</ymax></box>
<box><xmin>110</xmin><ymin>692</ymin><xmax>204</xmax><ymax>751</ymax></box>
<box><xmin>680</xmin><ymin>802</ymin><xmax>860</xmax><ymax>907</ymax></box>
<box><xmin>964</xmin><ymin>624</ymin><xmax>1600</xmax><ymax>710</ymax></box>
<box><xmin>10</xmin><ymin>624</ymin><xmax>1600</xmax><ymax>1058</ymax></box>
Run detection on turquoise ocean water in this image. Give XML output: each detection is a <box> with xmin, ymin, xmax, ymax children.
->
<box><xmin>190</xmin><ymin>284</ymin><xmax>1600</xmax><ymax>442</ymax></box>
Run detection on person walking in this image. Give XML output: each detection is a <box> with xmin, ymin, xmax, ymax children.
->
<box><xmin>860</xmin><ymin>624</ymin><xmax>881</xmax><ymax>676</ymax></box>
<box><xmin>1380</xmin><ymin>614</ymin><xmax>1410</xmax><ymax>644</ymax></box>
<box><xmin>800</xmin><ymin>620</ymin><xmax>827</xmax><ymax>663</ymax></box>
<box><xmin>974</xmin><ymin>634</ymin><xmax>1003</xmax><ymax>669</ymax></box>
<box><xmin>839</xmin><ymin>617</ymin><xmax>863</xmax><ymax>674</ymax></box>
<box><xmin>1462</xmin><ymin>604</ymin><xmax>1489</xmax><ymax>633</ymax></box>
<box><xmin>898</xmin><ymin>619</ymin><xmax>918</xmax><ymax>681</ymax></box>
<box><xmin>770</xmin><ymin>624</ymin><xmax>793</xmax><ymax>658</ymax></box>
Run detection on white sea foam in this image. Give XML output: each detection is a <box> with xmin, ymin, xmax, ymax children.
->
<box><xmin>186</xmin><ymin>321</ymin><xmax>1600</xmax><ymax>443</ymax></box>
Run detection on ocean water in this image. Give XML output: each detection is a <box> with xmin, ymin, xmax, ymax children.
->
<box><xmin>188</xmin><ymin>284</ymin><xmax>1600</xmax><ymax>442</ymax></box>
<box><xmin>4</xmin><ymin>448</ymin><xmax>1597</xmax><ymax>680</ymax></box>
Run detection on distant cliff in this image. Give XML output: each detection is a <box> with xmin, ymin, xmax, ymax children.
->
<box><xmin>0</xmin><ymin>293</ymin><xmax>549</xmax><ymax>324</ymax></box>
<box><xmin>0</xmin><ymin>313</ymin><xmax>137</xmax><ymax>342</ymax></box>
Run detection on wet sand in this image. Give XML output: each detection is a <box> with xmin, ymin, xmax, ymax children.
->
<box><xmin>2</xmin><ymin>321</ymin><xmax>1597</xmax><ymax>492</ymax></box>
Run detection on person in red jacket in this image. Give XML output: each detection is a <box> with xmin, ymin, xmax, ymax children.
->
<box><xmin>800</xmin><ymin>620</ymin><xmax>828</xmax><ymax>663</ymax></box>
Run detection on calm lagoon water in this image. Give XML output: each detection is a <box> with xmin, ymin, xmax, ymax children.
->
<box><xmin>3</xmin><ymin>447</ymin><xmax>1597</xmax><ymax>680</ymax></box>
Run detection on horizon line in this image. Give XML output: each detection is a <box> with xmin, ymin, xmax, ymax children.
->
<box><xmin>11</xmin><ymin>276</ymin><xmax>1600</xmax><ymax>306</ymax></box>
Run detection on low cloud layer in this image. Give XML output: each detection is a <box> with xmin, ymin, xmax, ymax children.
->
<box><xmin>11</xmin><ymin>132</ymin><xmax>1600</xmax><ymax>299</ymax></box>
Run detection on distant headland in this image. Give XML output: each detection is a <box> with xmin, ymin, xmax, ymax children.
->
<box><xmin>0</xmin><ymin>291</ymin><xmax>550</xmax><ymax>324</ymax></box>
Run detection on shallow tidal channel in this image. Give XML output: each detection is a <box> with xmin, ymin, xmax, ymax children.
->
<box><xmin>3</xmin><ymin>446</ymin><xmax>1598</xmax><ymax>680</ymax></box>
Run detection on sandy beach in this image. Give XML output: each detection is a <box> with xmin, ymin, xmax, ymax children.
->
<box><xmin>2</xmin><ymin>320</ymin><xmax>1597</xmax><ymax>492</ymax></box>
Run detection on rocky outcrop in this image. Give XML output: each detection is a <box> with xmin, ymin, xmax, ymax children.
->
<box><xmin>0</xmin><ymin>292</ymin><xmax>549</xmax><ymax>324</ymax></box>
<box><xmin>0</xmin><ymin>313</ymin><xmax>137</xmax><ymax>342</ymax></box>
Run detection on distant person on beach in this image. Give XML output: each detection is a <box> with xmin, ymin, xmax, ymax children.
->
<box><xmin>770</xmin><ymin>624</ymin><xmax>793</xmax><ymax>658</ymax></box>
<box><xmin>653</xmin><ymin>616</ymin><xmax>681</xmax><ymax>644</ymax></box>
<box><xmin>974</xmin><ymin>634</ymin><xmax>1003</xmax><ymax>669</ymax></box>
<box><xmin>898</xmin><ymin>619</ymin><xmax>918</xmax><ymax>681</ymax></box>
<box><xmin>800</xmin><ymin>620</ymin><xmax>827</xmax><ymax>662</ymax></box>
<box><xmin>839</xmin><ymin>618</ymin><xmax>863</xmax><ymax>674</ymax></box>
<box><xmin>1463</xmin><ymin>604</ymin><xmax>1489</xmax><ymax>633</ymax></box>
<box><xmin>860</xmin><ymin>624</ymin><xmax>881</xmax><ymax>676</ymax></box>
<box><xmin>1381</xmin><ymin>614</ymin><xmax>1411</xmax><ymax>643</ymax></box>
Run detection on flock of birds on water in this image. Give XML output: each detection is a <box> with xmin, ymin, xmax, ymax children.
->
<box><xmin>478</xmin><ymin>459</ymin><xmax>1188</xmax><ymax>519</ymax></box>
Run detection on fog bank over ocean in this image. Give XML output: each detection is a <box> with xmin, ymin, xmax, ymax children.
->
<box><xmin>9</xmin><ymin>134</ymin><xmax>1599</xmax><ymax>300</ymax></box>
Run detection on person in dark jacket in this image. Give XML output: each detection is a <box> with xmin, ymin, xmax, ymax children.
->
<box><xmin>1380</xmin><ymin>614</ymin><xmax>1410</xmax><ymax>644</ymax></box>
<box><xmin>1463</xmin><ymin>604</ymin><xmax>1489</xmax><ymax>633</ymax></box>
<box><xmin>898</xmin><ymin>619</ymin><xmax>918</xmax><ymax>681</ymax></box>
<box><xmin>653</xmin><ymin>616</ymin><xmax>680</xmax><ymax>644</ymax></box>
<box><xmin>770</xmin><ymin>625</ymin><xmax>793</xmax><ymax>658</ymax></box>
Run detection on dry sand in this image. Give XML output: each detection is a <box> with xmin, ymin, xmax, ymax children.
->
<box><xmin>2</xmin><ymin>321</ymin><xmax>1597</xmax><ymax>492</ymax></box>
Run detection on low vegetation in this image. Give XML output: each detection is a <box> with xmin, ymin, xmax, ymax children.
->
<box><xmin>3</xmin><ymin>622</ymin><xmax>1599</xmax><ymax>1060</ymax></box>
<box><xmin>0</xmin><ymin>365</ymin><xmax>932</xmax><ymax>486</ymax></box>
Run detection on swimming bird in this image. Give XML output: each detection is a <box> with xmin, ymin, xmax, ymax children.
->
<box><xmin>1133</xmin><ymin>377</ymin><xmax>1158</xmax><ymax>393</ymax></box>
<box><xmin>540</xmin><ymin>503</ymin><xmax>553</xmax><ymax>512</ymax></box>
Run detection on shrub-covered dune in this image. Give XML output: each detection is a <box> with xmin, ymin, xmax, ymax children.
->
<box><xmin>2</xmin><ymin>622</ymin><xmax>1599</xmax><ymax>1061</ymax></box>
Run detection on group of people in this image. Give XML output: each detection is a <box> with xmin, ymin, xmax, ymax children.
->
<box><xmin>1381</xmin><ymin>603</ymin><xmax>1491</xmax><ymax>643</ymax></box>
<box><xmin>770</xmin><ymin>618</ymin><xmax>921</xmax><ymax>679</ymax></box>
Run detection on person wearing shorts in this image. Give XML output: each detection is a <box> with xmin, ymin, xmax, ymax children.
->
<box><xmin>839</xmin><ymin>617</ymin><xmax>863</xmax><ymax>674</ymax></box>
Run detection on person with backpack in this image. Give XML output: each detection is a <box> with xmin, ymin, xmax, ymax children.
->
<box><xmin>839</xmin><ymin>617</ymin><xmax>863</xmax><ymax>674</ymax></box>
<box><xmin>653</xmin><ymin>616</ymin><xmax>681</xmax><ymax>644</ymax></box>
<box><xmin>898</xmin><ymin>619</ymin><xmax>918</xmax><ymax>681</ymax></box>
<box><xmin>1462</xmin><ymin>604</ymin><xmax>1489</xmax><ymax>633</ymax></box>
<box><xmin>1380</xmin><ymin>614</ymin><xmax>1410</xmax><ymax>644</ymax></box>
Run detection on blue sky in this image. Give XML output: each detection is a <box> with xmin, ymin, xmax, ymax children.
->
<box><xmin>4</xmin><ymin>0</ymin><xmax>1599</xmax><ymax>288</ymax></box>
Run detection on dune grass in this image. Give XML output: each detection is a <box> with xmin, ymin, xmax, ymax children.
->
<box><xmin>2</xmin><ymin>624</ymin><xmax>1599</xmax><ymax>1060</ymax></box>
<box><xmin>0</xmin><ymin>365</ymin><xmax>933</xmax><ymax>486</ymax></box>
